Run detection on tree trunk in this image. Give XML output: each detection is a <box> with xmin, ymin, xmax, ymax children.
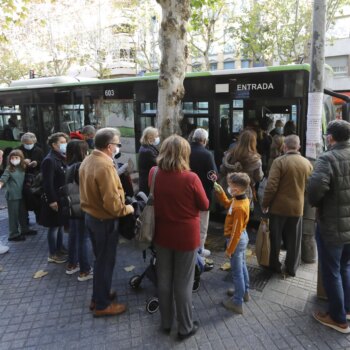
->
<box><xmin>156</xmin><ymin>0</ymin><xmax>190</xmax><ymax>139</ymax></box>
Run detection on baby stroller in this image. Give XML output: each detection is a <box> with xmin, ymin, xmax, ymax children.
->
<box><xmin>129</xmin><ymin>247</ymin><xmax>208</xmax><ymax>314</ymax></box>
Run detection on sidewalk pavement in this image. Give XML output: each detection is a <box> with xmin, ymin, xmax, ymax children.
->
<box><xmin>0</xmin><ymin>208</ymin><xmax>350</xmax><ymax>350</ymax></box>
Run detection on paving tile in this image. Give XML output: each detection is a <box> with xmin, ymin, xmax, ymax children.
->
<box><xmin>1</xmin><ymin>212</ymin><xmax>350</xmax><ymax>350</ymax></box>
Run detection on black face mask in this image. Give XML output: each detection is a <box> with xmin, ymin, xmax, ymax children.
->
<box><xmin>114</xmin><ymin>152</ymin><xmax>121</xmax><ymax>160</ymax></box>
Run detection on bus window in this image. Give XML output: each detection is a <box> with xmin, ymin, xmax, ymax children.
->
<box><xmin>232</xmin><ymin>110</ymin><xmax>243</xmax><ymax>133</ymax></box>
<box><xmin>58</xmin><ymin>105</ymin><xmax>85</xmax><ymax>134</ymax></box>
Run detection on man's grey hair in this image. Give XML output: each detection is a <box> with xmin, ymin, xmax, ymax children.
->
<box><xmin>284</xmin><ymin>134</ymin><xmax>300</xmax><ymax>150</ymax></box>
<box><xmin>192</xmin><ymin>128</ymin><xmax>208</xmax><ymax>143</ymax></box>
<box><xmin>82</xmin><ymin>125</ymin><xmax>96</xmax><ymax>136</ymax></box>
<box><xmin>21</xmin><ymin>132</ymin><xmax>37</xmax><ymax>144</ymax></box>
<box><xmin>94</xmin><ymin>127</ymin><xmax>120</xmax><ymax>150</ymax></box>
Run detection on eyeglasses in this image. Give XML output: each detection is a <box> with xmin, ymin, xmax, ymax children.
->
<box><xmin>109</xmin><ymin>143</ymin><xmax>122</xmax><ymax>147</ymax></box>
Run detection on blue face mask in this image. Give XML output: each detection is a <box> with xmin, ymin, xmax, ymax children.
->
<box><xmin>59</xmin><ymin>143</ymin><xmax>67</xmax><ymax>155</ymax></box>
<box><xmin>87</xmin><ymin>138</ymin><xmax>94</xmax><ymax>148</ymax></box>
<box><xmin>276</xmin><ymin>127</ymin><xmax>283</xmax><ymax>135</ymax></box>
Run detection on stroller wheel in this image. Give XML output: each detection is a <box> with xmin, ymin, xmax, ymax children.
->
<box><xmin>192</xmin><ymin>278</ymin><xmax>200</xmax><ymax>292</ymax></box>
<box><xmin>146</xmin><ymin>297</ymin><xmax>159</xmax><ymax>314</ymax></box>
<box><xmin>129</xmin><ymin>275</ymin><xmax>142</xmax><ymax>289</ymax></box>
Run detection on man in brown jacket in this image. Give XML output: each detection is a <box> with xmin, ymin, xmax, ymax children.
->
<box><xmin>80</xmin><ymin>127</ymin><xmax>134</xmax><ymax>317</ymax></box>
<box><xmin>262</xmin><ymin>135</ymin><xmax>312</xmax><ymax>276</ymax></box>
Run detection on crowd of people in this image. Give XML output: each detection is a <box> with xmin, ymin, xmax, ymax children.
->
<box><xmin>0</xmin><ymin>118</ymin><xmax>349</xmax><ymax>338</ymax></box>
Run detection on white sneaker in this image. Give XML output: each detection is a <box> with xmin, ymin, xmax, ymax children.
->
<box><xmin>77</xmin><ymin>269</ymin><xmax>93</xmax><ymax>282</ymax></box>
<box><xmin>0</xmin><ymin>242</ymin><xmax>9</xmax><ymax>255</ymax></box>
<box><xmin>201</xmin><ymin>248</ymin><xmax>211</xmax><ymax>257</ymax></box>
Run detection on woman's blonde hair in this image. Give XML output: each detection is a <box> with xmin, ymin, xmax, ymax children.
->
<box><xmin>157</xmin><ymin>135</ymin><xmax>190</xmax><ymax>171</ymax></box>
<box><xmin>140</xmin><ymin>127</ymin><xmax>158</xmax><ymax>145</ymax></box>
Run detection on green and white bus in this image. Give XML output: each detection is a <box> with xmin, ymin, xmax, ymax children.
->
<box><xmin>0</xmin><ymin>64</ymin><xmax>348</xmax><ymax>166</ymax></box>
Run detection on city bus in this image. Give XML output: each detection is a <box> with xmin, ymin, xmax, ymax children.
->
<box><xmin>0</xmin><ymin>64</ymin><xmax>349</xmax><ymax>167</ymax></box>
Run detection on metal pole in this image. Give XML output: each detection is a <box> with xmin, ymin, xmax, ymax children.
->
<box><xmin>302</xmin><ymin>0</ymin><xmax>326</xmax><ymax>264</ymax></box>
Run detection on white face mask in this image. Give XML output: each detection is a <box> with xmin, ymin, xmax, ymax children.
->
<box><xmin>59</xmin><ymin>143</ymin><xmax>67</xmax><ymax>155</ymax></box>
<box><xmin>153</xmin><ymin>137</ymin><xmax>160</xmax><ymax>146</ymax></box>
<box><xmin>11</xmin><ymin>159</ymin><xmax>21</xmax><ymax>166</ymax></box>
<box><xmin>112</xmin><ymin>147</ymin><xmax>120</xmax><ymax>159</ymax></box>
<box><xmin>227</xmin><ymin>187</ymin><xmax>233</xmax><ymax>196</ymax></box>
<box><xmin>23</xmin><ymin>144</ymin><xmax>34</xmax><ymax>150</ymax></box>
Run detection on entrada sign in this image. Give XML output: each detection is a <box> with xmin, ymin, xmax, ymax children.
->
<box><xmin>230</xmin><ymin>73</ymin><xmax>284</xmax><ymax>98</ymax></box>
<box><xmin>236</xmin><ymin>83</ymin><xmax>274</xmax><ymax>91</ymax></box>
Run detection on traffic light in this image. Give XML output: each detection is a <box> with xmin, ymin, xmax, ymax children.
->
<box><xmin>29</xmin><ymin>70</ymin><xmax>35</xmax><ymax>79</ymax></box>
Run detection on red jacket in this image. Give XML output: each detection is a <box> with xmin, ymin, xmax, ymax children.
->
<box><xmin>149</xmin><ymin>167</ymin><xmax>209</xmax><ymax>251</ymax></box>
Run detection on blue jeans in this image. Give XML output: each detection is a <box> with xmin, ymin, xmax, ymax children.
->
<box><xmin>229</xmin><ymin>230</ymin><xmax>250</xmax><ymax>305</ymax></box>
<box><xmin>316</xmin><ymin>226</ymin><xmax>350</xmax><ymax>324</ymax></box>
<box><xmin>47</xmin><ymin>226</ymin><xmax>64</xmax><ymax>256</ymax></box>
<box><xmin>68</xmin><ymin>218</ymin><xmax>90</xmax><ymax>273</ymax></box>
<box><xmin>85</xmin><ymin>213</ymin><xmax>119</xmax><ymax>310</ymax></box>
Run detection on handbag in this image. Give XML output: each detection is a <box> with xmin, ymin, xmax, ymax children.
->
<box><xmin>134</xmin><ymin>167</ymin><xmax>158</xmax><ymax>249</ymax></box>
<box><xmin>257</xmin><ymin>177</ymin><xmax>268</xmax><ymax>208</ymax></box>
<box><xmin>255</xmin><ymin>217</ymin><xmax>270</xmax><ymax>267</ymax></box>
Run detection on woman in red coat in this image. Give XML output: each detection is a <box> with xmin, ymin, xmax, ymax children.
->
<box><xmin>149</xmin><ymin>135</ymin><xmax>209</xmax><ymax>340</ymax></box>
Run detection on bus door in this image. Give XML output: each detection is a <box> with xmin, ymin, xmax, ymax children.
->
<box><xmin>22</xmin><ymin>104</ymin><xmax>55</xmax><ymax>150</ymax></box>
<box><xmin>215</xmin><ymin>99</ymin><xmax>245</xmax><ymax>159</ymax></box>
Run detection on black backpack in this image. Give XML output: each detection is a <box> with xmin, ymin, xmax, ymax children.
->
<box><xmin>59</xmin><ymin>163</ymin><xmax>83</xmax><ymax>219</ymax></box>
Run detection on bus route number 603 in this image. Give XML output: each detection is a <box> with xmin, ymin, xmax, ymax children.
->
<box><xmin>104</xmin><ymin>89</ymin><xmax>116</xmax><ymax>98</ymax></box>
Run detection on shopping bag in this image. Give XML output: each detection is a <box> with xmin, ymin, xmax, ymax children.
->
<box><xmin>255</xmin><ymin>217</ymin><xmax>270</xmax><ymax>267</ymax></box>
<box><xmin>134</xmin><ymin>167</ymin><xmax>158</xmax><ymax>250</ymax></box>
<box><xmin>134</xmin><ymin>198</ymin><xmax>155</xmax><ymax>249</ymax></box>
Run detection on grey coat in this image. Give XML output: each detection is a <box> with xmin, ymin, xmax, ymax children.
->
<box><xmin>307</xmin><ymin>141</ymin><xmax>350</xmax><ymax>244</ymax></box>
<box><xmin>0</xmin><ymin>167</ymin><xmax>25</xmax><ymax>200</ymax></box>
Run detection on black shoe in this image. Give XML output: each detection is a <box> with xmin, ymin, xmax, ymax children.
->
<box><xmin>161</xmin><ymin>328</ymin><xmax>171</xmax><ymax>335</ymax></box>
<box><xmin>204</xmin><ymin>262</ymin><xmax>214</xmax><ymax>272</ymax></box>
<box><xmin>178</xmin><ymin>321</ymin><xmax>199</xmax><ymax>340</ymax></box>
<box><xmin>24</xmin><ymin>230</ymin><xmax>37</xmax><ymax>236</ymax></box>
<box><xmin>8</xmin><ymin>235</ymin><xmax>26</xmax><ymax>242</ymax></box>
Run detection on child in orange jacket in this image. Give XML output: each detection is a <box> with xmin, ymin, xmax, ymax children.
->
<box><xmin>215</xmin><ymin>172</ymin><xmax>251</xmax><ymax>314</ymax></box>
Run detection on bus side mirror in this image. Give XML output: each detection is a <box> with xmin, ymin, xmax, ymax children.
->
<box><xmin>342</xmin><ymin>103</ymin><xmax>350</xmax><ymax>122</ymax></box>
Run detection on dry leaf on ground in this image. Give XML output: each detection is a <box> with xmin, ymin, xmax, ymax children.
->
<box><xmin>33</xmin><ymin>270</ymin><xmax>48</xmax><ymax>279</ymax></box>
<box><xmin>220</xmin><ymin>262</ymin><xmax>231</xmax><ymax>271</ymax></box>
<box><xmin>124</xmin><ymin>265</ymin><xmax>135</xmax><ymax>272</ymax></box>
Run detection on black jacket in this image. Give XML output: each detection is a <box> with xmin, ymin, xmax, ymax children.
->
<box><xmin>307</xmin><ymin>141</ymin><xmax>350</xmax><ymax>244</ymax></box>
<box><xmin>189</xmin><ymin>142</ymin><xmax>218</xmax><ymax>203</ymax></box>
<box><xmin>40</xmin><ymin>150</ymin><xmax>68</xmax><ymax>227</ymax></box>
<box><xmin>138</xmin><ymin>144</ymin><xmax>159</xmax><ymax>195</ymax></box>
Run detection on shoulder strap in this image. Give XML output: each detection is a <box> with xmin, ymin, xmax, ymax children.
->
<box><xmin>149</xmin><ymin>166</ymin><xmax>159</xmax><ymax>197</ymax></box>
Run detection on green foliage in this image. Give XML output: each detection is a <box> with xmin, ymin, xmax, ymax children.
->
<box><xmin>0</xmin><ymin>46</ymin><xmax>29</xmax><ymax>85</ymax></box>
<box><xmin>188</xmin><ymin>0</ymin><xmax>228</xmax><ymax>69</ymax></box>
<box><xmin>0</xmin><ymin>0</ymin><xmax>29</xmax><ymax>42</ymax></box>
<box><xmin>237</xmin><ymin>0</ymin><xmax>350</xmax><ymax>65</ymax></box>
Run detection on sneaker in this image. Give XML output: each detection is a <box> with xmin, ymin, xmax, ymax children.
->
<box><xmin>313</xmin><ymin>311</ymin><xmax>350</xmax><ymax>334</ymax></box>
<box><xmin>65</xmin><ymin>264</ymin><xmax>80</xmax><ymax>275</ymax></box>
<box><xmin>78</xmin><ymin>269</ymin><xmax>93</xmax><ymax>282</ymax></box>
<box><xmin>201</xmin><ymin>248</ymin><xmax>211</xmax><ymax>257</ymax></box>
<box><xmin>226</xmin><ymin>289</ymin><xmax>249</xmax><ymax>302</ymax></box>
<box><xmin>0</xmin><ymin>242</ymin><xmax>9</xmax><ymax>254</ymax></box>
<box><xmin>48</xmin><ymin>255</ymin><xmax>67</xmax><ymax>264</ymax></box>
<box><xmin>93</xmin><ymin>303</ymin><xmax>126</xmax><ymax>317</ymax></box>
<box><xmin>347</xmin><ymin>313</ymin><xmax>350</xmax><ymax>321</ymax></box>
<box><xmin>222</xmin><ymin>298</ymin><xmax>243</xmax><ymax>314</ymax></box>
<box><xmin>89</xmin><ymin>290</ymin><xmax>117</xmax><ymax>311</ymax></box>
